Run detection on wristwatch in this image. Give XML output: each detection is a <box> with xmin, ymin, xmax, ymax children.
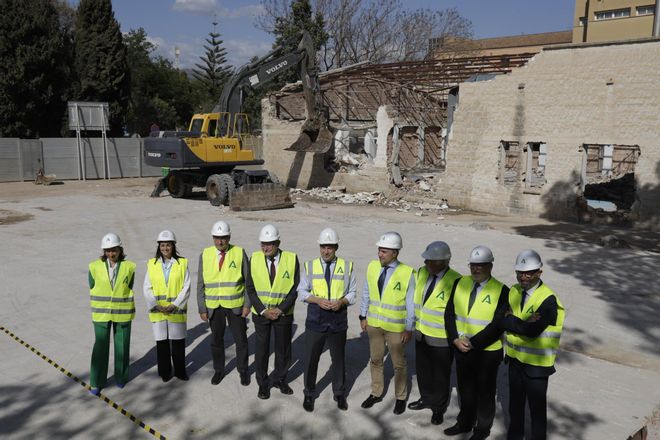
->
<box><xmin>359</xmin><ymin>315</ymin><xmax>367</xmax><ymax>321</ymax></box>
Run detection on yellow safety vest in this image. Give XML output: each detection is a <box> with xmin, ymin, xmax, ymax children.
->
<box><xmin>202</xmin><ymin>245</ymin><xmax>245</xmax><ymax>309</ymax></box>
<box><xmin>146</xmin><ymin>257</ymin><xmax>188</xmax><ymax>323</ymax></box>
<box><xmin>305</xmin><ymin>258</ymin><xmax>352</xmax><ymax>300</ymax></box>
<box><xmin>250</xmin><ymin>250</ymin><xmax>296</xmax><ymax>316</ymax></box>
<box><xmin>89</xmin><ymin>259</ymin><xmax>136</xmax><ymax>323</ymax></box>
<box><xmin>453</xmin><ymin>276</ymin><xmax>504</xmax><ymax>351</ymax></box>
<box><xmin>505</xmin><ymin>283</ymin><xmax>564</xmax><ymax>367</ymax></box>
<box><xmin>367</xmin><ymin>261</ymin><xmax>414</xmax><ymax>333</ymax></box>
<box><xmin>414</xmin><ymin>267</ymin><xmax>462</xmax><ymax>341</ymax></box>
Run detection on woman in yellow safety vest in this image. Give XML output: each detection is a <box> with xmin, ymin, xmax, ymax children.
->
<box><xmin>88</xmin><ymin>233</ymin><xmax>136</xmax><ymax>395</ymax></box>
<box><xmin>143</xmin><ymin>230</ymin><xmax>191</xmax><ymax>382</ymax></box>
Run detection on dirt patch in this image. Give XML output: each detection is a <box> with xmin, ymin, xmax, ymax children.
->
<box><xmin>0</xmin><ymin>209</ymin><xmax>34</xmax><ymax>225</ymax></box>
<box><xmin>32</xmin><ymin>207</ymin><xmax>53</xmax><ymax>212</ymax></box>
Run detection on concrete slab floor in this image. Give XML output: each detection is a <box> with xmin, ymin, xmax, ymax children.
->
<box><xmin>0</xmin><ymin>178</ymin><xmax>658</xmax><ymax>440</ymax></box>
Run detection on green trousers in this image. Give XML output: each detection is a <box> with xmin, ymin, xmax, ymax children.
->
<box><xmin>90</xmin><ymin>321</ymin><xmax>132</xmax><ymax>389</ymax></box>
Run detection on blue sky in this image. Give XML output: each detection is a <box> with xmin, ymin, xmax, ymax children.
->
<box><xmin>94</xmin><ymin>0</ymin><xmax>577</xmax><ymax>68</ymax></box>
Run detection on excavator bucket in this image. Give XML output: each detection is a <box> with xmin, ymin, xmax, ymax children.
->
<box><xmin>286</xmin><ymin>125</ymin><xmax>334</xmax><ymax>153</ymax></box>
<box><xmin>230</xmin><ymin>183</ymin><xmax>294</xmax><ymax>211</ymax></box>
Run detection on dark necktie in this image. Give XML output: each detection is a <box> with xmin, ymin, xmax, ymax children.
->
<box><xmin>521</xmin><ymin>289</ymin><xmax>529</xmax><ymax>311</ymax></box>
<box><xmin>324</xmin><ymin>262</ymin><xmax>332</xmax><ymax>298</ymax></box>
<box><xmin>269</xmin><ymin>257</ymin><xmax>276</xmax><ymax>284</ymax></box>
<box><xmin>467</xmin><ymin>282</ymin><xmax>478</xmax><ymax>313</ymax></box>
<box><xmin>377</xmin><ymin>266</ymin><xmax>389</xmax><ymax>296</ymax></box>
<box><xmin>423</xmin><ymin>275</ymin><xmax>438</xmax><ymax>304</ymax></box>
<box><xmin>218</xmin><ymin>251</ymin><xmax>225</xmax><ymax>271</ymax></box>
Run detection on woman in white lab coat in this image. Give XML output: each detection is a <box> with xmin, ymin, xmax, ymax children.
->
<box><xmin>143</xmin><ymin>230</ymin><xmax>190</xmax><ymax>381</ymax></box>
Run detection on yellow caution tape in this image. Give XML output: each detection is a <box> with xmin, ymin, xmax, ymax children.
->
<box><xmin>1</xmin><ymin>325</ymin><xmax>167</xmax><ymax>440</ymax></box>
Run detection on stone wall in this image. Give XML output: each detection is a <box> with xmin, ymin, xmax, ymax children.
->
<box><xmin>441</xmin><ymin>39</ymin><xmax>660</xmax><ymax>227</ymax></box>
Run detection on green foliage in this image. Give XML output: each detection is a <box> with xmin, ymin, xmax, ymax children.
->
<box><xmin>0</xmin><ymin>0</ymin><xmax>73</xmax><ymax>138</ymax></box>
<box><xmin>192</xmin><ymin>23</ymin><xmax>232</xmax><ymax>108</ymax></box>
<box><xmin>123</xmin><ymin>28</ymin><xmax>198</xmax><ymax>135</ymax></box>
<box><xmin>74</xmin><ymin>0</ymin><xmax>129</xmax><ymax>136</ymax></box>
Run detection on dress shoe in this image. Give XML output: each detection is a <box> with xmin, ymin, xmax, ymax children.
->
<box><xmin>393</xmin><ymin>399</ymin><xmax>406</xmax><ymax>415</ymax></box>
<box><xmin>240</xmin><ymin>372</ymin><xmax>251</xmax><ymax>386</ymax></box>
<box><xmin>334</xmin><ymin>395</ymin><xmax>348</xmax><ymax>411</ymax></box>
<box><xmin>407</xmin><ymin>398</ymin><xmax>430</xmax><ymax>410</ymax></box>
<box><xmin>274</xmin><ymin>381</ymin><xmax>293</xmax><ymax>395</ymax></box>
<box><xmin>175</xmin><ymin>372</ymin><xmax>189</xmax><ymax>381</ymax></box>
<box><xmin>444</xmin><ymin>423</ymin><xmax>473</xmax><ymax>436</ymax></box>
<box><xmin>89</xmin><ymin>388</ymin><xmax>100</xmax><ymax>396</ymax></box>
<box><xmin>161</xmin><ymin>375</ymin><xmax>173</xmax><ymax>383</ymax></box>
<box><xmin>211</xmin><ymin>372</ymin><xmax>224</xmax><ymax>385</ymax></box>
<box><xmin>468</xmin><ymin>434</ymin><xmax>488</xmax><ymax>440</ymax></box>
<box><xmin>257</xmin><ymin>384</ymin><xmax>270</xmax><ymax>400</ymax></box>
<box><xmin>303</xmin><ymin>396</ymin><xmax>315</xmax><ymax>412</ymax></box>
<box><xmin>431</xmin><ymin>410</ymin><xmax>443</xmax><ymax>425</ymax></box>
<box><xmin>360</xmin><ymin>394</ymin><xmax>383</xmax><ymax>408</ymax></box>
<box><xmin>116</xmin><ymin>383</ymin><xmax>126</xmax><ymax>389</ymax></box>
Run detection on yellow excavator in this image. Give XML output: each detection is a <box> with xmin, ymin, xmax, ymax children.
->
<box><xmin>144</xmin><ymin>31</ymin><xmax>333</xmax><ymax>210</ymax></box>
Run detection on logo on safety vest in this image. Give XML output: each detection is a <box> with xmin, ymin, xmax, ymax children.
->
<box><xmin>228</xmin><ymin>260</ymin><xmax>237</xmax><ymax>269</ymax></box>
<box><xmin>282</xmin><ymin>271</ymin><xmax>290</xmax><ymax>279</ymax></box>
<box><xmin>526</xmin><ymin>305</ymin><xmax>534</xmax><ymax>314</ymax></box>
<box><xmin>482</xmin><ymin>295</ymin><xmax>491</xmax><ymax>304</ymax></box>
<box><xmin>436</xmin><ymin>290</ymin><xmax>445</xmax><ymax>300</ymax></box>
<box><xmin>337</xmin><ymin>266</ymin><xmax>344</xmax><ymax>274</ymax></box>
<box><xmin>393</xmin><ymin>282</ymin><xmax>402</xmax><ymax>291</ymax></box>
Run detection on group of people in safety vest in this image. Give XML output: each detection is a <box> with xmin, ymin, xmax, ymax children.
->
<box><xmin>88</xmin><ymin>223</ymin><xmax>564</xmax><ymax>440</ymax></box>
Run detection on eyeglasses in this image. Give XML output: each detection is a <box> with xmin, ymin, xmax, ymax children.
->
<box><xmin>516</xmin><ymin>270</ymin><xmax>539</xmax><ymax>277</ymax></box>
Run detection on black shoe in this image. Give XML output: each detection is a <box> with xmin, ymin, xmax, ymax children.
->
<box><xmin>444</xmin><ymin>423</ymin><xmax>473</xmax><ymax>436</ymax></box>
<box><xmin>361</xmin><ymin>394</ymin><xmax>383</xmax><ymax>409</ymax></box>
<box><xmin>175</xmin><ymin>372</ymin><xmax>189</xmax><ymax>381</ymax></box>
<box><xmin>303</xmin><ymin>396</ymin><xmax>315</xmax><ymax>412</ymax></box>
<box><xmin>211</xmin><ymin>372</ymin><xmax>224</xmax><ymax>385</ymax></box>
<box><xmin>257</xmin><ymin>384</ymin><xmax>270</xmax><ymax>400</ymax></box>
<box><xmin>407</xmin><ymin>398</ymin><xmax>430</xmax><ymax>410</ymax></box>
<box><xmin>431</xmin><ymin>410</ymin><xmax>443</xmax><ymax>425</ymax></box>
<box><xmin>334</xmin><ymin>395</ymin><xmax>348</xmax><ymax>411</ymax></box>
<box><xmin>274</xmin><ymin>381</ymin><xmax>293</xmax><ymax>395</ymax></box>
<box><xmin>393</xmin><ymin>399</ymin><xmax>406</xmax><ymax>415</ymax></box>
<box><xmin>161</xmin><ymin>375</ymin><xmax>173</xmax><ymax>383</ymax></box>
<box><xmin>468</xmin><ymin>433</ymin><xmax>488</xmax><ymax>440</ymax></box>
<box><xmin>240</xmin><ymin>372</ymin><xmax>250</xmax><ymax>386</ymax></box>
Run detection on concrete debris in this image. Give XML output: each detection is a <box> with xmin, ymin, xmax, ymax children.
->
<box><xmin>418</xmin><ymin>181</ymin><xmax>431</xmax><ymax>191</ymax></box>
<box><xmin>290</xmin><ymin>186</ymin><xmax>453</xmax><ymax>215</ymax></box>
<box><xmin>598</xmin><ymin>234</ymin><xmax>630</xmax><ymax>249</ymax></box>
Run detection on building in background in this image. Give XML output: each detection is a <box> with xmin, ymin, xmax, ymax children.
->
<box><xmin>573</xmin><ymin>0</ymin><xmax>660</xmax><ymax>43</ymax></box>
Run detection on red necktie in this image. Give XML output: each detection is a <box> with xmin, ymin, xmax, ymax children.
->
<box><xmin>269</xmin><ymin>257</ymin><xmax>276</xmax><ymax>284</ymax></box>
<box><xmin>218</xmin><ymin>251</ymin><xmax>226</xmax><ymax>271</ymax></box>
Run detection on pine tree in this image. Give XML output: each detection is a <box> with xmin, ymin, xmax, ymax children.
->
<box><xmin>192</xmin><ymin>19</ymin><xmax>232</xmax><ymax>108</ymax></box>
<box><xmin>0</xmin><ymin>0</ymin><xmax>73</xmax><ymax>138</ymax></box>
<box><xmin>74</xmin><ymin>0</ymin><xmax>129</xmax><ymax>136</ymax></box>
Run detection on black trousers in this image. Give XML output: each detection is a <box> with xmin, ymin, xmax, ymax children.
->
<box><xmin>303</xmin><ymin>329</ymin><xmax>347</xmax><ymax>398</ymax></box>
<box><xmin>156</xmin><ymin>338</ymin><xmax>186</xmax><ymax>379</ymax></box>
<box><xmin>507</xmin><ymin>359</ymin><xmax>549</xmax><ymax>440</ymax></box>
<box><xmin>209</xmin><ymin>307</ymin><xmax>249</xmax><ymax>375</ymax></box>
<box><xmin>455</xmin><ymin>348</ymin><xmax>503</xmax><ymax>436</ymax></box>
<box><xmin>253</xmin><ymin>313</ymin><xmax>293</xmax><ymax>386</ymax></box>
<box><xmin>415</xmin><ymin>339</ymin><xmax>453</xmax><ymax>413</ymax></box>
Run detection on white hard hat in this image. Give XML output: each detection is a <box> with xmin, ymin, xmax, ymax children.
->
<box><xmin>211</xmin><ymin>221</ymin><xmax>231</xmax><ymax>237</ymax></box>
<box><xmin>259</xmin><ymin>224</ymin><xmax>280</xmax><ymax>242</ymax></box>
<box><xmin>157</xmin><ymin>230</ymin><xmax>176</xmax><ymax>242</ymax></box>
<box><xmin>515</xmin><ymin>249</ymin><xmax>543</xmax><ymax>271</ymax></box>
<box><xmin>317</xmin><ymin>228</ymin><xmax>339</xmax><ymax>245</ymax></box>
<box><xmin>376</xmin><ymin>232</ymin><xmax>403</xmax><ymax>250</ymax></box>
<box><xmin>421</xmin><ymin>241</ymin><xmax>451</xmax><ymax>260</ymax></box>
<box><xmin>469</xmin><ymin>245</ymin><xmax>494</xmax><ymax>263</ymax></box>
<box><xmin>101</xmin><ymin>233</ymin><xmax>122</xmax><ymax>249</ymax></box>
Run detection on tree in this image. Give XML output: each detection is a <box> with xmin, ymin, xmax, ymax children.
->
<box><xmin>192</xmin><ymin>20</ymin><xmax>232</xmax><ymax>109</ymax></box>
<box><xmin>73</xmin><ymin>0</ymin><xmax>129</xmax><ymax>136</ymax></box>
<box><xmin>0</xmin><ymin>0</ymin><xmax>73</xmax><ymax>138</ymax></box>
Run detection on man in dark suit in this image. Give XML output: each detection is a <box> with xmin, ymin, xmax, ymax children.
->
<box><xmin>500</xmin><ymin>250</ymin><xmax>564</xmax><ymax>440</ymax></box>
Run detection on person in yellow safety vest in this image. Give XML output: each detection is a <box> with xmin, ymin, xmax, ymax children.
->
<box><xmin>298</xmin><ymin>228</ymin><xmax>357</xmax><ymax>413</ymax></box>
<box><xmin>444</xmin><ymin>246</ymin><xmax>510</xmax><ymax>440</ymax></box>
<box><xmin>143</xmin><ymin>230</ymin><xmax>190</xmax><ymax>382</ymax></box>
<box><xmin>408</xmin><ymin>241</ymin><xmax>462</xmax><ymax>426</ymax></box>
<box><xmin>246</xmin><ymin>224</ymin><xmax>300</xmax><ymax>400</ymax></box>
<box><xmin>88</xmin><ymin>233</ymin><xmax>136</xmax><ymax>396</ymax></box>
<box><xmin>197</xmin><ymin>220</ymin><xmax>251</xmax><ymax>386</ymax></box>
<box><xmin>359</xmin><ymin>232</ymin><xmax>416</xmax><ymax>416</ymax></box>
<box><xmin>500</xmin><ymin>250</ymin><xmax>564</xmax><ymax>440</ymax></box>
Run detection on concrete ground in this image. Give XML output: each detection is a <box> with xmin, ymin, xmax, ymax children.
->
<box><xmin>0</xmin><ymin>178</ymin><xmax>658</xmax><ymax>440</ymax></box>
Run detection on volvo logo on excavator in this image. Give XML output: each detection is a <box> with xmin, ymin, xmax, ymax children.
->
<box><xmin>266</xmin><ymin>60</ymin><xmax>288</xmax><ymax>75</ymax></box>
